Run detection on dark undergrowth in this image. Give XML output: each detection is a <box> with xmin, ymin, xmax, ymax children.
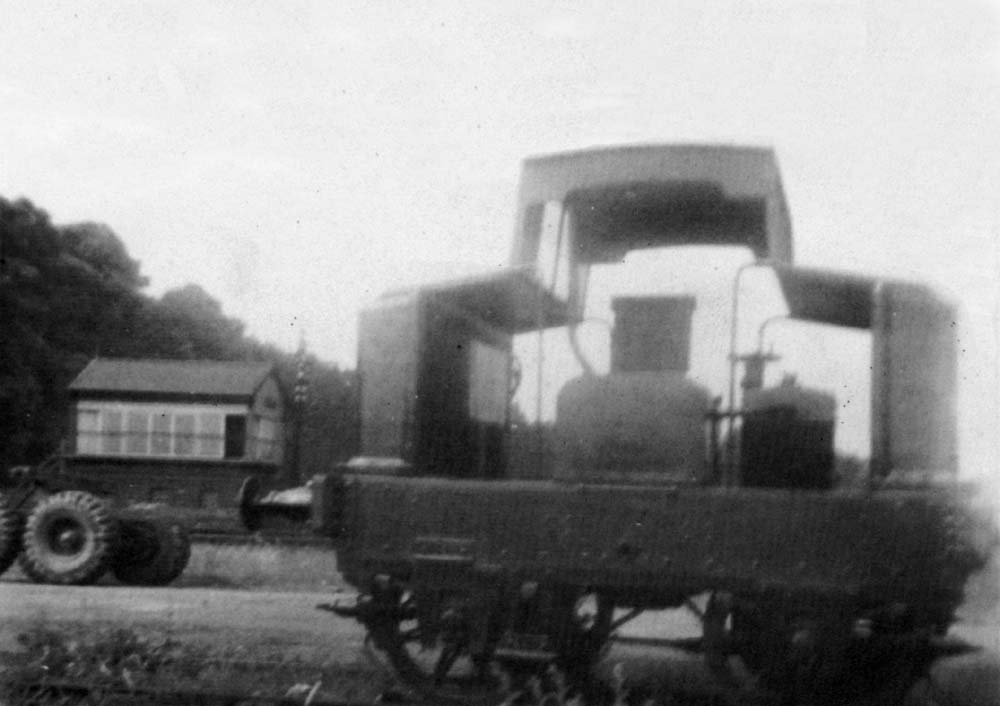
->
<box><xmin>0</xmin><ymin>624</ymin><xmax>383</xmax><ymax>705</ymax></box>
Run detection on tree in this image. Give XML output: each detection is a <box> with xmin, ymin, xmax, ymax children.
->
<box><xmin>0</xmin><ymin>194</ymin><xmax>360</xmax><ymax>469</ymax></box>
<box><xmin>143</xmin><ymin>284</ymin><xmax>248</xmax><ymax>360</ymax></box>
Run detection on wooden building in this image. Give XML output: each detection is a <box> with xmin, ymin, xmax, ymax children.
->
<box><xmin>65</xmin><ymin>358</ymin><xmax>287</xmax><ymax>511</ymax></box>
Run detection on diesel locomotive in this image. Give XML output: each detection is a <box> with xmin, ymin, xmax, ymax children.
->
<box><xmin>241</xmin><ymin>144</ymin><xmax>996</xmax><ymax>702</ymax></box>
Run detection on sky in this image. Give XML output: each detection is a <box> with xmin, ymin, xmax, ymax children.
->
<box><xmin>2</xmin><ymin>1</ymin><xmax>998</xmax><ymax>475</ymax></box>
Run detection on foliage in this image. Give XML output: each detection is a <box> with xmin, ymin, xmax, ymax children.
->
<box><xmin>282</xmin><ymin>355</ymin><xmax>358</xmax><ymax>481</ymax></box>
<box><xmin>0</xmin><ymin>625</ymin><xmax>347</xmax><ymax>703</ymax></box>
<box><xmin>8</xmin><ymin>625</ymin><xmax>189</xmax><ymax>689</ymax></box>
<box><xmin>0</xmin><ymin>195</ymin><xmax>358</xmax><ymax>472</ymax></box>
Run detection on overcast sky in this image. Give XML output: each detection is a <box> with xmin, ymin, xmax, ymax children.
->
<box><xmin>2</xmin><ymin>1</ymin><xmax>998</xmax><ymax>474</ymax></box>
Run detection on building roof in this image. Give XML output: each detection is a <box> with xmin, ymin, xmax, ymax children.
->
<box><xmin>69</xmin><ymin>358</ymin><xmax>278</xmax><ymax>401</ymax></box>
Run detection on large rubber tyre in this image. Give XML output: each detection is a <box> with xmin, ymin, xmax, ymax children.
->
<box><xmin>0</xmin><ymin>493</ymin><xmax>23</xmax><ymax>577</ymax></box>
<box><xmin>112</xmin><ymin>519</ymin><xmax>190</xmax><ymax>586</ymax></box>
<box><xmin>18</xmin><ymin>491</ymin><xmax>117</xmax><ymax>585</ymax></box>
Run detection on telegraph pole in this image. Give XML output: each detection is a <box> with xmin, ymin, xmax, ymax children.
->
<box><xmin>290</xmin><ymin>332</ymin><xmax>310</xmax><ymax>485</ymax></box>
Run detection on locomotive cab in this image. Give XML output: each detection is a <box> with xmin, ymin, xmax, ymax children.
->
<box><xmin>349</xmin><ymin>144</ymin><xmax>958</xmax><ymax>489</ymax></box>
<box><xmin>351</xmin><ymin>145</ymin><xmax>805</xmax><ymax>482</ymax></box>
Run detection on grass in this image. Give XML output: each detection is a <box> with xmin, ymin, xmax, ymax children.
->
<box><xmin>177</xmin><ymin>541</ymin><xmax>345</xmax><ymax>591</ymax></box>
<box><xmin>0</xmin><ymin>623</ymin><xmax>389</xmax><ymax>705</ymax></box>
<box><xmin>1</xmin><ymin>541</ymin><xmax>346</xmax><ymax>592</ymax></box>
<box><xmin>0</xmin><ymin>624</ymin><xmax>633</xmax><ymax>706</ymax></box>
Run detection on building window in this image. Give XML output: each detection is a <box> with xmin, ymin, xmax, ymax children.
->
<box><xmin>174</xmin><ymin>413</ymin><xmax>195</xmax><ymax>456</ymax></box>
<box><xmin>103</xmin><ymin>411</ymin><xmax>124</xmax><ymax>454</ymax></box>
<box><xmin>199</xmin><ymin>413</ymin><xmax>224</xmax><ymax>457</ymax></box>
<box><xmin>75</xmin><ymin>404</ymin><xmax>280</xmax><ymax>462</ymax></box>
<box><xmin>77</xmin><ymin>409</ymin><xmax>100</xmax><ymax>454</ymax></box>
<box><xmin>256</xmin><ymin>418</ymin><xmax>279</xmax><ymax>461</ymax></box>
<box><xmin>126</xmin><ymin>411</ymin><xmax>150</xmax><ymax>454</ymax></box>
<box><xmin>224</xmin><ymin>415</ymin><xmax>247</xmax><ymax>459</ymax></box>
<box><xmin>151</xmin><ymin>413</ymin><xmax>171</xmax><ymax>455</ymax></box>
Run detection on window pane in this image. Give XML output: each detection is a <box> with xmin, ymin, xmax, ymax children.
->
<box><xmin>469</xmin><ymin>341</ymin><xmax>510</xmax><ymax>424</ymax></box>
<box><xmin>103</xmin><ymin>411</ymin><xmax>124</xmax><ymax>454</ymax></box>
<box><xmin>126</xmin><ymin>411</ymin><xmax>149</xmax><ymax>454</ymax></box>
<box><xmin>257</xmin><ymin>418</ymin><xmax>275</xmax><ymax>460</ymax></box>
<box><xmin>225</xmin><ymin>415</ymin><xmax>247</xmax><ymax>459</ymax></box>
<box><xmin>535</xmin><ymin>201</ymin><xmax>570</xmax><ymax>299</ymax></box>
<box><xmin>151</xmin><ymin>412</ymin><xmax>171</xmax><ymax>455</ymax></box>
<box><xmin>199</xmin><ymin>413</ymin><xmax>223</xmax><ymax>457</ymax></box>
<box><xmin>76</xmin><ymin>409</ymin><xmax>100</xmax><ymax>454</ymax></box>
<box><xmin>174</xmin><ymin>414</ymin><xmax>195</xmax><ymax>456</ymax></box>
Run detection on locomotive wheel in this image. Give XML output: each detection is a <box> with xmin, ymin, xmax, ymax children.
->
<box><xmin>363</xmin><ymin>583</ymin><xmax>484</xmax><ymax>689</ymax></box>
<box><xmin>330</xmin><ymin>575</ymin><xmax>506</xmax><ymax>699</ymax></box>
<box><xmin>0</xmin><ymin>492</ymin><xmax>23</xmax><ymax>576</ymax></box>
<box><xmin>112</xmin><ymin>519</ymin><xmax>191</xmax><ymax>586</ymax></box>
<box><xmin>554</xmin><ymin>590</ymin><xmax>615</xmax><ymax>687</ymax></box>
<box><xmin>345</xmin><ymin>579</ymin><xmax>614</xmax><ymax>697</ymax></box>
<box><xmin>703</xmin><ymin>591</ymin><xmax>739</xmax><ymax>684</ymax></box>
<box><xmin>18</xmin><ymin>491</ymin><xmax>117</xmax><ymax>585</ymax></box>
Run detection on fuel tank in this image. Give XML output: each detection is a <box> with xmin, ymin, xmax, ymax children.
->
<box><xmin>740</xmin><ymin>379</ymin><xmax>837</xmax><ymax>489</ymax></box>
<box><xmin>556</xmin><ymin>372</ymin><xmax>711</xmax><ymax>483</ymax></box>
<box><xmin>555</xmin><ymin>295</ymin><xmax>711</xmax><ymax>484</ymax></box>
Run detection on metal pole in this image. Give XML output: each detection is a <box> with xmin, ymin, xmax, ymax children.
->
<box><xmin>535</xmin><ymin>279</ymin><xmax>545</xmax><ymax>476</ymax></box>
<box><xmin>291</xmin><ymin>334</ymin><xmax>309</xmax><ymax>485</ymax></box>
<box><xmin>726</xmin><ymin>260</ymin><xmax>770</xmax><ymax>486</ymax></box>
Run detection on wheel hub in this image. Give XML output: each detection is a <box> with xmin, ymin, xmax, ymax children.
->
<box><xmin>49</xmin><ymin>520</ymin><xmax>85</xmax><ymax>555</ymax></box>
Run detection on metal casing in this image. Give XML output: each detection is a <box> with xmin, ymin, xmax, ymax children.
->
<box><xmin>356</xmin><ymin>287</ymin><xmax>513</xmax><ymax>478</ymax></box>
<box><xmin>610</xmin><ymin>296</ymin><xmax>696</xmax><ymax>374</ymax></box>
<box><xmin>741</xmin><ymin>383</ymin><xmax>837</xmax><ymax>489</ymax></box>
<box><xmin>555</xmin><ymin>373</ymin><xmax>711</xmax><ymax>483</ymax></box>
<box><xmin>772</xmin><ymin>266</ymin><xmax>959</xmax><ymax>479</ymax></box>
<box><xmin>870</xmin><ymin>281</ymin><xmax>959</xmax><ymax>478</ymax></box>
<box><xmin>512</xmin><ymin>144</ymin><xmax>793</xmax><ymax>268</ymax></box>
<box><xmin>334</xmin><ymin>475</ymin><xmax>990</xmax><ymax>624</ymax></box>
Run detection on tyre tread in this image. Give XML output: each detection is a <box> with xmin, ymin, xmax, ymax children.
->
<box><xmin>0</xmin><ymin>493</ymin><xmax>22</xmax><ymax>576</ymax></box>
<box><xmin>18</xmin><ymin>490</ymin><xmax>116</xmax><ymax>585</ymax></box>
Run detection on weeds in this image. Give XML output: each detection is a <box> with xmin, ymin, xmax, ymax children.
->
<box><xmin>0</xmin><ymin>624</ymin><xmax>372</xmax><ymax>705</ymax></box>
<box><xmin>6</xmin><ymin>625</ymin><xmax>189</xmax><ymax>690</ymax></box>
<box><xmin>493</xmin><ymin>662</ymin><xmax>643</xmax><ymax>706</ymax></box>
<box><xmin>3</xmin><ymin>627</ymin><xmax>692</xmax><ymax>706</ymax></box>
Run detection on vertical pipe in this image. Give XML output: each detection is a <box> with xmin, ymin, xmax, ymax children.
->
<box><xmin>869</xmin><ymin>281</ymin><xmax>890</xmax><ymax>489</ymax></box>
<box><xmin>534</xmin><ymin>205</ymin><xmax>568</xmax><ymax>476</ymax></box>
<box><xmin>726</xmin><ymin>260</ymin><xmax>769</xmax><ymax>486</ymax></box>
